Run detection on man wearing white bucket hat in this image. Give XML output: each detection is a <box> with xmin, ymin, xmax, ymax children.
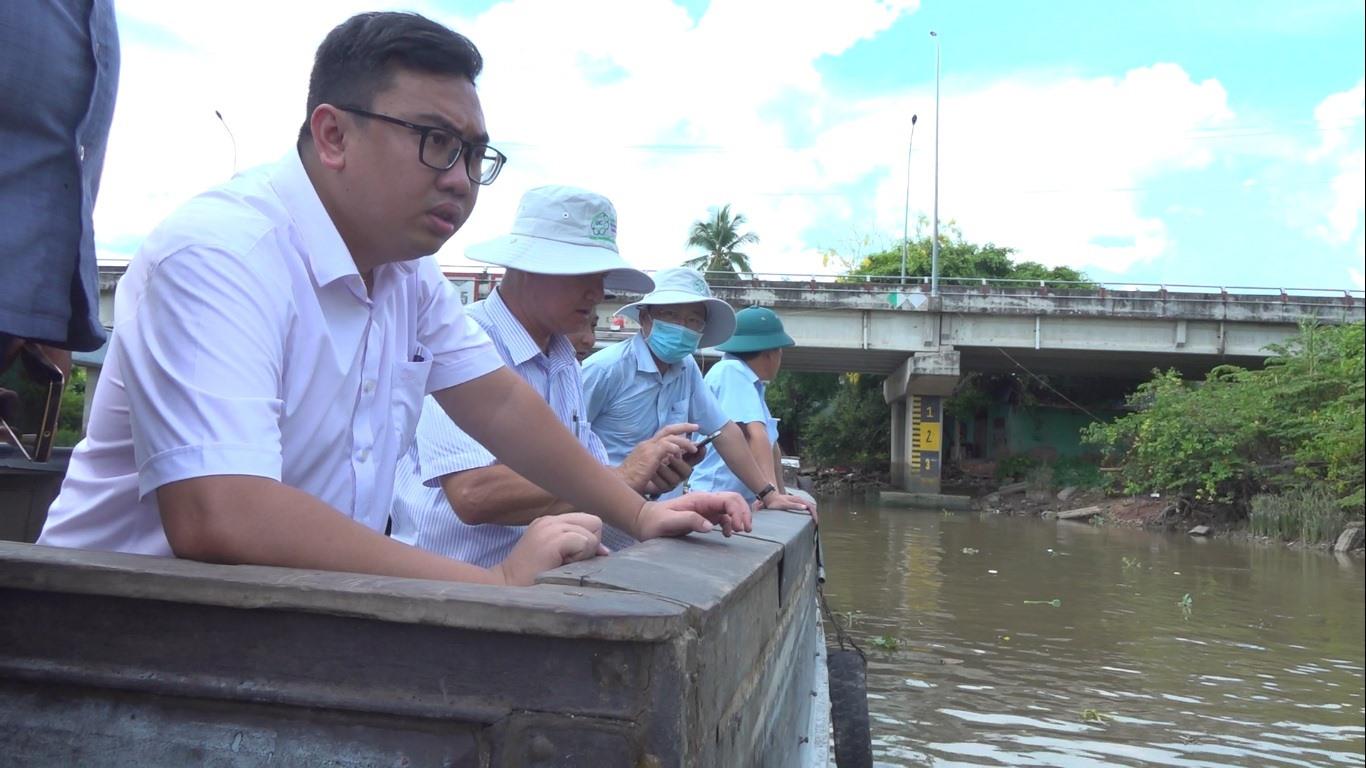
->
<box><xmin>581</xmin><ymin>268</ymin><xmax>812</xmax><ymax>513</ymax></box>
<box><xmin>391</xmin><ymin>186</ymin><xmax>752</xmax><ymax>567</ymax></box>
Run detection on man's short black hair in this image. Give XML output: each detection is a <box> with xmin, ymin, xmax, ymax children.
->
<box><xmin>731</xmin><ymin>349</ymin><xmax>765</xmax><ymax>362</ymax></box>
<box><xmin>299</xmin><ymin>12</ymin><xmax>483</xmax><ymax>142</ymax></box>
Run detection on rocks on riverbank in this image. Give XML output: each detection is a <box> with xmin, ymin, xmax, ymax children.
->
<box><xmin>809</xmin><ymin>468</ymin><xmax>891</xmax><ymax>496</ymax></box>
<box><xmin>973</xmin><ymin>484</ymin><xmax>1366</xmax><ymax>553</ymax></box>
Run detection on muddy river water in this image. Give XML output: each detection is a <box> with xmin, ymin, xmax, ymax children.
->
<box><xmin>816</xmin><ymin>493</ymin><xmax>1365</xmax><ymax>767</ymax></box>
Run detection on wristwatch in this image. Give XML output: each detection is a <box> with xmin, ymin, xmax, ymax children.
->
<box><xmin>755</xmin><ymin>483</ymin><xmax>777</xmax><ymax>502</ymax></box>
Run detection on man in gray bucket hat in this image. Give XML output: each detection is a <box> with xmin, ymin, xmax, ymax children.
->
<box><xmin>392</xmin><ymin>186</ymin><xmax>751</xmax><ymax>567</ymax></box>
<box><xmin>581</xmin><ymin>268</ymin><xmax>812</xmax><ymax>513</ymax></box>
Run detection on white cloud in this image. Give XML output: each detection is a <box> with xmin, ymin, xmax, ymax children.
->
<box><xmin>859</xmin><ymin>63</ymin><xmax>1234</xmax><ymax>274</ymax></box>
<box><xmin>1308</xmin><ymin>80</ymin><xmax>1365</xmax><ymax>245</ymax></box>
<box><xmin>1300</xmin><ymin>80</ymin><xmax>1365</xmax><ymax>289</ymax></box>
<box><xmin>95</xmin><ymin>0</ymin><xmax>1239</xmax><ymax>283</ymax></box>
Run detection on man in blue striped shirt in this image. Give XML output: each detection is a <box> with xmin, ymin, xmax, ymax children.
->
<box><xmin>391</xmin><ymin>186</ymin><xmax>750</xmax><ymax>566</ymax></box>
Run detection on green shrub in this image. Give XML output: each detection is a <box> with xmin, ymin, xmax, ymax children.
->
<box><xmin>1052</xmin><ymin>456</ymin><xmax>1104</xmax><ymax>489</ymax></box>
<box><xmin>995</xmin><ymin>453</ymin><xmax>1037</xmax><ymax>482</ymax></box>
<box><xmin>1249</xmin><ymin>486</ymin><xmax>1360</xmax><ymax>545</ymax></box>
<box><xmin>801</xmin><ymin>373</ymin><xmax>891</xmax><ymax>472</ymax></box>
<box><xmin>1083</xmin><ymin>321</ymin><xmax>1365</xmax><ymax>512</ymax></box>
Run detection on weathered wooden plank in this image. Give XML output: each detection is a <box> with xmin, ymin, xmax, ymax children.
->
<box><xmin>711</xmin><ymin>569</ymin><xmax>822</xmax><ymax>768</ymax></box>
<box><xmin>1</xmin><ymin>678</ymin><xmax>485</xmax><ymax>767</ymax></box>
<box><xmin>487</xmin><ymin>711</ymin><xmax>650</xmax><ymax>768</ymax></box>
<box><xmin>1</xmin><ymin>502</ymin><xmax>822</xmax><ymax>767</ymax></box>
<box><xmin>539</xmin><ymin>531</ymin><xmax>781</xmax><ymax>617</ymax></box>
<box><xmin>739</xmin><ymin>510</ymin><xmax>816</xmax><ymax>611</ymax></box>
<box><xmin>0</xmin><ymin>589</ymin><xmax>673</xmax><ymax>724</ymax></box>
<box><xmin>0</xmin><ymin>541</ymin><xmax>686</xmax><ymax>641</ymax></box>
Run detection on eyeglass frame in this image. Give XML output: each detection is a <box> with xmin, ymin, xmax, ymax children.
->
<box><xmin>641</xmin><ymin>305</ymin><xmax>708</xmax><ymax>333</ymax></box>
<box><xmin>334</xmin><ymin>105</ymin><xmax>507</xmax><ymax>185</ymax></box>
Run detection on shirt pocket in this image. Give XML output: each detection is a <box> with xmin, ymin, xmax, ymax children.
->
<box><xmin>664</xmin><ymin>398</ymin><xmax>690</xmax><ymax>429</ymax></box>
<box><xmin>391</xmin><ymin>355</ymin><xmax>434</xmax><ymax>451</ymax></box>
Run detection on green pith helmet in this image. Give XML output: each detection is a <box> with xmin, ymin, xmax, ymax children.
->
<box><xmin>713</xmin><ymin>307</ymin><xmax>794</xmax><ymax>353</ymax></box>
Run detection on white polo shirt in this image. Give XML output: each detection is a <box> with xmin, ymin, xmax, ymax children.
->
<box><xmin>39</xmin><ymin>149</ymin><xmax>502</xmax><ymax>556</ymax></box>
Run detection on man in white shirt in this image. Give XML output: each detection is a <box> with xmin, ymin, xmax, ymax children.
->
<box><xmin>38</xmin><ymin>12</ymin><xmax>745</xmax><ymax>587</ymax></box>
<box><xmin>391</xmin><ymin>186</ymin><xmax>736</xmax><ymax>566</ymax></box>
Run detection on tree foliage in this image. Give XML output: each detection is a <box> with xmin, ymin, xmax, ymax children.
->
<box><xmin>768</xmin><ymin>371</ymin><xmax>890</xmax><ymax>472</ymax></box>
<box><xmin>835</xmin><ymin>221</ymin><xmax>1089</xmax><ymax>285</ymax></box>
<box><xmin>683</xmin><ymin>204</ymin><xmax>758</xmax><ymax>276</ymax></box>
<box><xmin>1082</xmin><ymin>321</ymin><xmax>1365</xmax><ymax>512</ymax></box>
<box><xmin>766</xmin><ymin>371</ymin><xmax>841</xmax><ymax>456</ymax></box>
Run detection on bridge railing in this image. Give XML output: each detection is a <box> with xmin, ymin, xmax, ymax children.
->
<box><xmin>98</xmin><ymin>263</ymin><xmax>1364</xmax><ymax>308</ymax></box>
<box><xmin>691</xmin><ymin>270</ymin><xmax>1363</xmax><ymax>301</ymax></box>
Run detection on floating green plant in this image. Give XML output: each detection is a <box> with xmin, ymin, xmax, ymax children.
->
<box><xmin>870</xmin><ymin>635</ymin><xmax>901</xmax><ymax>651</ymax></box>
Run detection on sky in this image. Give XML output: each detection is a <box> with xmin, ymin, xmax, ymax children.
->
<box><xmin>99</xmin><ymin>0</ymin><xmax>1365</xmax><ymax>291</ymax></box>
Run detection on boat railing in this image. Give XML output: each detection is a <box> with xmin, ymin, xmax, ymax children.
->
<box><xmin>0</xmin><ymin>507</ymin><xmax>822</xmax><ymax>767</ymax></box>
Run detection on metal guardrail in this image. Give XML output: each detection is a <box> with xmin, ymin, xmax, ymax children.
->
<box><xmin>689</xmin><ymin>271</ymin><xmax>1364</xmax><ymax>301</ymax></box>
<box><xmin>97</xmin><ymin>263</ymin><xmax>1364</xmax><ymax>306</ymax></box>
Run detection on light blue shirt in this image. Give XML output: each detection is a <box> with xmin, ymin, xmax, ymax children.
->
<box><xmin>581</xmin><ymin>334</ymin><xmax>730</xmax><ymax>468</ymax></box>
<box><xmin>689</xmin><ymin>357</ymin><xmax>780</xmax><ymax>500</ymax></box>
<box><xmin>391</xmin><ymin>288</ymin><xmax>632</xmax><ymax>567</ymax></box>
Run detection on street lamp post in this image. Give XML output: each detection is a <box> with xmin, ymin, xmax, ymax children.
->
<box><xmin>899</xmin><ymin>114</ymin><xmax>918</xmax><ymax>284</ymax></box>
<box><xmin>930</xmin><ymin>30</ymin><xmax>941</xmax><ymax>298</ymax></box>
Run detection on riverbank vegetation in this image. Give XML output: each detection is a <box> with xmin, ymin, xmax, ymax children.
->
<box><xmin>1082</xmin><ymin>321</ymin><xmax>1365</xmax><ymax>545</ymax></box>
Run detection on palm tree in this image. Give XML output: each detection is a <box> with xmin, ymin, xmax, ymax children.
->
<box><xmin>684</xmin><ymin>204</ymin><xmax>759</xmax><ymax>277</ymax></box>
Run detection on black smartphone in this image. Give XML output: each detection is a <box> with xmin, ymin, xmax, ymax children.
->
<box><xmin>692</xmin><ymin>427</ymin><xmax>725</xmax><ymax>451</ymax></box>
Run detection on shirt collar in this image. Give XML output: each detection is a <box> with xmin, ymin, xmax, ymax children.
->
<box><xmin>722</xmin><ymin>353</ymin><xmax>762</xmax><ymax>385</ymax></box>
<box><xmin>630</xmin><ymin>333</ymin><xmax>662</xmax><ymax>375</ymax></box>
<box><xmin>268</xmin><ymin>148</ymin><xmax>417</xmax><ymax>289</ymax></box>
<box><xmin>483</xmin><ymin>288</ymin><xmax>572</xmax><ymax>368</ymax></box>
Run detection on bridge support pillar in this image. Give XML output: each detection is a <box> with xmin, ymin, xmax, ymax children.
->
<box><xmin>889</xmin><ymin>400</ymin><xmax>907</xmax><ymax>488</ymax></box>
<box><xmin>883</xmin><ymin>350</ymin><xmax>961</xmax><ymax>494</ymax></box>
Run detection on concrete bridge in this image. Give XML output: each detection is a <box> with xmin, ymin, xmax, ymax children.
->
<box><xmin>597</xmin><ymin>274</ymin><xmax>1364</xmax><ymax>494</ymax></box>
<box><xmin>97</xmin><ymin>266</ymin><xmax>1364</xmax><ymax>495</ymax></box>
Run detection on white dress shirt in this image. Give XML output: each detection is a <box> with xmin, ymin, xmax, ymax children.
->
<box><xmin>39</xmin><ymin>150</ymin><xmax>502</xmax><ymax>556</ymax></box>
<box><xmin>391</xmin><ymin>288</ymin><xmax>634</xmax><ymax>567</ymax></box>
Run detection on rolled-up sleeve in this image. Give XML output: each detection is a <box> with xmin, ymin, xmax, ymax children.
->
<box><xmin>414</xmin><ymin>259</ymin><xmax>503</xmax><ymax>393</ymax></box>
<box><xmin>688</xmin><ymin>363</ymin><xmax>731</xmax><ymax>434</ymax></box>
<box><xmin>710</xmin><ymin>363</ymin><xmax>767</xmax><ymax>425</ymax></box>
<box><xmin>123</xmin><ymin>248</ymin><xmax>287</xmax><ymax>498</ymax></box>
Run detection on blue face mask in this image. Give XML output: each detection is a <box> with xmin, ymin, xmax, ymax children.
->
<box><xmin>645</xmin><ymin>319</ymin><xmax>702</xmax><ymax>363</ymax></box>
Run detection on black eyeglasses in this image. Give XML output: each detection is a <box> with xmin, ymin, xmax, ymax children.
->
<box><xmin>336</xmin><ymin>106</ymin><xmax>507</xmax><ymax>185</ymax></box>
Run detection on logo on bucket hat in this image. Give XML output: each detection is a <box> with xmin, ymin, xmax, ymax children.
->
<box><xmin>590</xmin><ymin>211</ymin><xmax>616</xmax><ymax>243</ymax></box>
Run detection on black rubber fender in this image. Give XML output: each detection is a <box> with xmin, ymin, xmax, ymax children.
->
<box><xmin>827</xmin><ymin>649</ymin><xmax>873</xmax><ymax>768</ymax></box>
